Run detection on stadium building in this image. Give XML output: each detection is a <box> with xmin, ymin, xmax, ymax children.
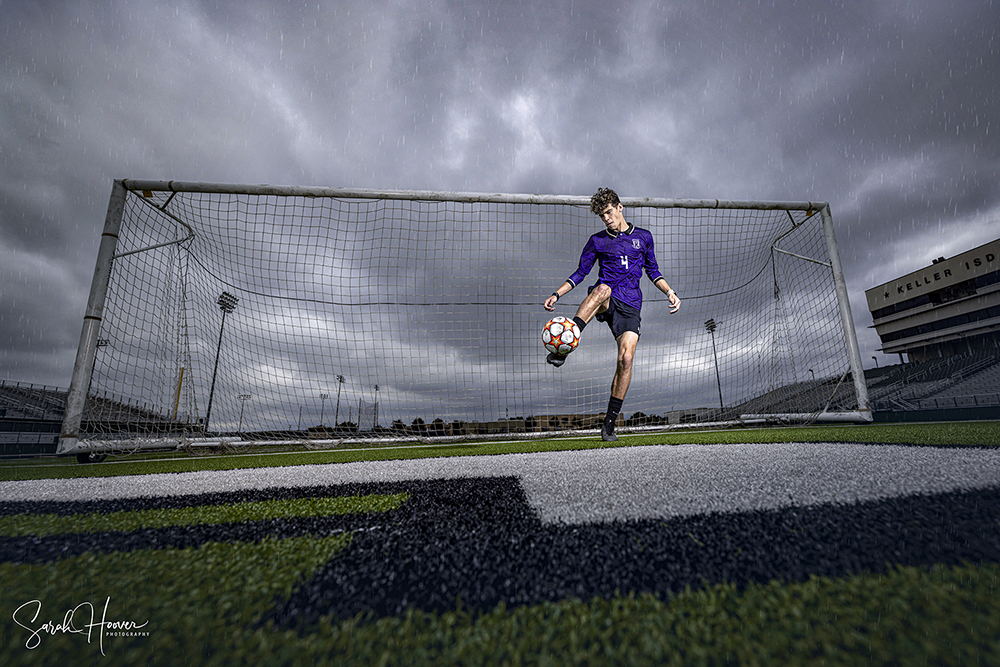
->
<box><xmin>866</xmin><ymin>238</ymin><xmax>1000</xmax><ymax>363</ymax></box>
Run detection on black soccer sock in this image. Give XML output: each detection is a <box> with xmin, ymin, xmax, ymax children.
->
<box><xmin>573</xmin><ymin>316</ymin><xmax>587</xmax><ymax>332</ymax></box>
<box><xmin>605</xmin><ymin>396</ymin><xmax>623</xmax><ymax>427</ymax></box>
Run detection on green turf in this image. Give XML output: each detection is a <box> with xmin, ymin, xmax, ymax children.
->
<box><xmin>0</xmin><ymin>533</ymin><xmax>352</xmax><ymax>666</ymax></box>
<box><xmin>1</xmin><ymin>421</ymin><xmax>998</xmax><ymax>482</ymax></box>
<box><xmin>0</xmin><ymin>492</ymin><xmax>409</xmax><ymax>537</ymax></box>
<box><xmin>1</xmin><ymin>534</ymin><xmax>996</xmax><ymax>666</ymax></box>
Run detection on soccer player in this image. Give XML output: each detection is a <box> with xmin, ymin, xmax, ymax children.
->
<box><xmin>544</xmin><ymin>187</ymin><xmax>681</xmax><ymax>442</ymax></box>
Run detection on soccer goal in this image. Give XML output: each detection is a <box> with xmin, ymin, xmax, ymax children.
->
<box><xmin>58</xmin><ymin>180</ymin><xmax>870</xmax><ymax>459</ymax></box>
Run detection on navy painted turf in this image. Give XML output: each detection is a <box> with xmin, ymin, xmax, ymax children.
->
<box><xmin>5</xmin><ymin>475</ymin><xmax>996</xmax><ymax>627</ymax></box>
<box><xmin>269</xmin><ymin>477</ymin><xmax>1000</xmax><ymax>627</ymax></box>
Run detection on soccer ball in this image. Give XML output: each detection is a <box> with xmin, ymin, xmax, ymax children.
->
<box><xmin>541</xmin><ymin>316</ymin><xmax>581</xmax><ymax>356</ymax></box>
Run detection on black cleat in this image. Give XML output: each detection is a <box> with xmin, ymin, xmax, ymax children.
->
<box><xmin>546</xmin><ymin>352</ymin><xmax>567</xmax><ymax>367</ymax></box>
<box><xmin>601</xmin><ymin>421</ymin><xmax>618</xmax><ymax>442</ymax></box>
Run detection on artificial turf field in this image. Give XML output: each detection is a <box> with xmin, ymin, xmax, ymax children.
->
<box><xmin>1</xmin><ymin>421</ymin><xmax>999</xmax><ymax>665</ymax></box>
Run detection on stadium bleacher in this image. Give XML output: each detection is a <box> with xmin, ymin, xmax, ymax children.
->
<box><xmin>0</xmin><ymin>381</ymin><xmax>66</xmax><ymax>421</ymax></box>
<box><xmin>867</xmin><ymin>351</ymin><xmax>1000</xmax><ymax>412</ymax></box>
<box><xmin>1</xmin><ymin>380</ymin><xmax>190</xmax><ymax>458</ymax></box>
<box><xmin>0</xmin><ymin>381</ymin><xmax>65</xmax><ymax>457</ymax></box>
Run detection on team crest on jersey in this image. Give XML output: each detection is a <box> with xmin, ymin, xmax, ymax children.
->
<box><xmin>632</xmin><ymin>239</ymin><xmax>642</xmax><ymax>249</ymax></box>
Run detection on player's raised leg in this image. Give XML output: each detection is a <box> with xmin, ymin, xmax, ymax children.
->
<box><xmin>577</xmin><ymin>283</ymin><xmax>612</xmax><ymax>324</ymax></box>
<box><xmin>545</xmin><ymin>284</ymin><xmax>611</xmax><ymax>366</ymax></box>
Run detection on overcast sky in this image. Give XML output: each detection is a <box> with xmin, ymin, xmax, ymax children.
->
<box><xmin>2</xmin><ymin>0</ymin><xmax>998</xmax><ymax>390</ymax></box>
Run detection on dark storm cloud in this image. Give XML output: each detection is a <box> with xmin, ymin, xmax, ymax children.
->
<box><xmin>1</xmin><ymin>0</ymin><xmax>997</xmax><ymax>390</ymax></box>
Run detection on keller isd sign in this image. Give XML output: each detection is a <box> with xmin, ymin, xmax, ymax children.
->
<box><xmin>866</xmin><ymin>237</ymin><xmax>999</xmax><ymax>313</ymax></box>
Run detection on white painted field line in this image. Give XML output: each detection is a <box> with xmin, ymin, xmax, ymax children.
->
<box><xmin>3</xmin><ymin>443</ymin><xmax>1000</xmax><ymax>527</ymax></box>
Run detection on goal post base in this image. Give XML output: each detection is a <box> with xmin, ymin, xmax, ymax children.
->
<box><xmin>58</xmin><ymin>436</ymin><xmax>184</xmax><ymax>458</ymax></box>
<box><xmin>59</xmin><ymin>411</ymin><xmax>873</xmax><ymax>462</ymax></box>
<box><xmin>739</xmin><ymin>411</ymin><xmax>874</xmax><ymax>425</ymax></box>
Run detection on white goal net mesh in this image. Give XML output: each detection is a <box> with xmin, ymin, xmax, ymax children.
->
<box><xmin>70</xmin><ymin>182</ymin><xmax>865</xmax><ymax>447</ymax></box>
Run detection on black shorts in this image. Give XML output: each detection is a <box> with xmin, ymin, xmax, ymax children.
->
<box><xmin>590</xmin><ymin>287</ymin><xmax>641</xmax><ymax>339</ymax></box>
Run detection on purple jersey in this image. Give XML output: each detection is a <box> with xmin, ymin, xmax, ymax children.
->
<box><xmin>566</xmin><ymin>223</ymin><xmax>665</xmax><ymax>310</ymax></box>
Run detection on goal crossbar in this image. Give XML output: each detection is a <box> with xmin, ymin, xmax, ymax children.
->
<box><xmin>121</xmin><ymin>179</ymin><xmax>828</xmax><ymax>212</ymax></box>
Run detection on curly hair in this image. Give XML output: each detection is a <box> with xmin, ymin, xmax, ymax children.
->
<box><xmin>589</xmin><ymin>187</ymin><xmax>621</xmax><ymax>216</ymax></box>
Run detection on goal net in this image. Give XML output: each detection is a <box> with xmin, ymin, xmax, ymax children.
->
<box><xmin>59</xmin><ymin>181</ymin><xmax>870</xmax><ymax>456</ymax></box>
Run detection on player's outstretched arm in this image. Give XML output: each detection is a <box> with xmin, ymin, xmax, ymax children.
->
<box><xmin>654</xmin><ymin>278</ymin><xmax>681</xmax><ymax>313</ymax></box>
<box><xmin>544</xmin><ymin>281</ymin><xmax>574</xmax><ymax>311</ymax></box>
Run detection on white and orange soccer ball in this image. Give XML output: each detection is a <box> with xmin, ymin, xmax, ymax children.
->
<box><xmin>541</xmin><ymin>316</ymin><xmax>581</xmax><ymax>356</ymax></box>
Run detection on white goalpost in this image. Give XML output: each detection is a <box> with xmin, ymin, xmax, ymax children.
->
<box><xmin>58</xmin><ymin>180</ymin><xmax>870</xmax><ymax>460</ymax></box>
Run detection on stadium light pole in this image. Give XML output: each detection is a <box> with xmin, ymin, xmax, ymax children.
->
<box><xmin>237</xmin><ymin>394</ymin><xmax>251</xmax><ymax>437</ymax></box>
<box><xmin>705</xmin><ymin>319</ymin><xmax>725</xmax><ymax>412</ymax></box>
<box><xmin>204</xmin><ymin>291</ymin><xmax>238</xmax><ymax>434</ymax></box>
<box><xmin>373</xmin><ymin>384</ymin><xmax>379</xmax><ymax>430</ymax></box>
<box><xmin>319</xmin><ymin>393</ymin><xmax>329</xmax><ymax>429</ymax></box>
<box><xmin>334</xmin><ymin>375</ymin><xmax>345</xmax><ymax>430</ymax></box>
